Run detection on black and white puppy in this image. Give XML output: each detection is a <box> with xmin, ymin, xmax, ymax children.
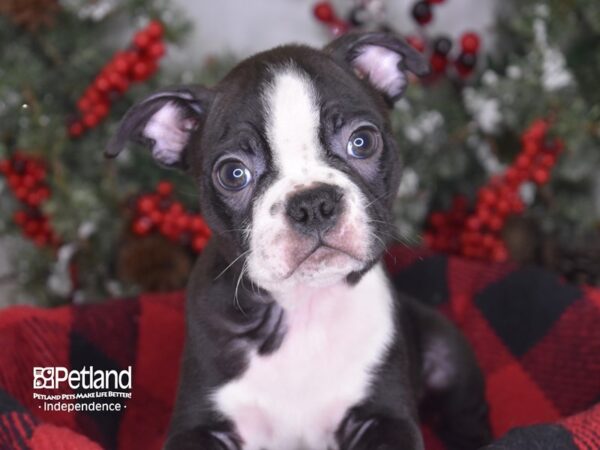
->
<box><xmin>107</xmin><ymin>32</ymin><xmax>491</xmax><ymax>450</ymax></box>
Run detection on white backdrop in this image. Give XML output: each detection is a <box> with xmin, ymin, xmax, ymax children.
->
<box><xmin>170</xmin><ymin>0</ymin><xmax>498</xmax><ymax>65</ymax></box>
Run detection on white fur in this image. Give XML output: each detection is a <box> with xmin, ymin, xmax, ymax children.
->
<box><xmin>143</xmin><ymin>102</ymin><xmax>195</xmax><ymax>165</ymax></box>
<box><xmin>212</xmin><ymin>265</ymin><xmax>395</xmax><ymax>450</ymax></box>
<box><xmin>246</xmin><ymin>67</ymin><xmax>374</xmax><ymax>294</ymax></box>
<box><xmin>353</xmin><ymin>45</ymin><xmax>406</xmax><ymax>98</ymax></box>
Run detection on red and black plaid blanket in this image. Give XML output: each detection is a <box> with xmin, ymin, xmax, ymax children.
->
<box><xmin>0</xmin><ymin>246</ymin><xmax>599</xmax><ymax>449</ymax></box>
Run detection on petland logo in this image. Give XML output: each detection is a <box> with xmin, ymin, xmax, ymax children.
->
<box><xmin>33</xmin><ymin>366</ymin><xmax>132</xmax><ymax>390</ymax></box>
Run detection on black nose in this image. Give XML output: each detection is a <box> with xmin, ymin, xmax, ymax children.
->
<box><xmin>286</xmin><ymin>185</ymin><xmax>343</xmax><ymax>235</ymax></box>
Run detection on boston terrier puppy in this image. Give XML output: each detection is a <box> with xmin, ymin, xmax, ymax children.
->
<box><xmin>107</xmin><ymin>31</ymin><xmax>491</xmax><ymax>450</ymax></box>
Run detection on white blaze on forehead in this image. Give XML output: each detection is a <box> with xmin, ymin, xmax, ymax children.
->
<box><xmin>264</xmin><ymin>68</ymin><xmax>322</xmax><ymax>175</ymax></box>
<box><xmin>247</xmin><ymin>66</ymin><xmax>373</xmax><ymax>292</ymax></box>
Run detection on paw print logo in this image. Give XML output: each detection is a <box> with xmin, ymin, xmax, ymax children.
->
<box><xmin>33</xmin><ymin>367</ymin><xmax>55</xmax><ymax>389</ymax></box>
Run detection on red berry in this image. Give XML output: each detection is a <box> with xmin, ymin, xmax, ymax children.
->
<box><xmin>430</xmin><ymin>52</ymin><xmax>448</xmax><ymax>73</ymax></box>
<box><xmin>132</xmin><ymin>61</ymin><xmax>151</xmax><ymax>81</ymax></box>
<box><xmin>149</xmin><ymin>210</ymin><xmax>164</xmax><ymax>224</ymax></box>
<box><xmin>147</xmin><ymin>20</ymin><xmax>164</xmax><ymax>40</ymax></box>
<box><xmin>479</xmin><ymin>188</ymin><xmax>496</xmax><ymax>206</ymax></box>
<box><xmin>489</xmin><ymin>215</ymin><xmax>504</xmax><ymax>232</ymax></box>
<box><xmin>460</xmin><ymin>32</ymin><xmax>480</xmax><ymax>54</ymax></box>
<box><xmin>26</xmin><ymin>192</ymin><xmax>42</xmax><ymax>206</ymax></box>
<box><xmin>94</xmin><ymin>76</ymin><xmax>111</xmax><ymax>93</ymax></box>
<box><xmin>176</xmin><ymin>214</ymin><xmax>191</xmax><ymax>230</ymax></box>
<box><xmin>532</xmin><ymin>168</ymin><xmax>550</xmax><ymax>185</ymax></box>
<box><xmin>21</xmin><ymin>174</ymin><xmax>35</xmax><ymax>188</ymax></box>
<box><xmin>86</xmin><ymin>87</ymin><xmax>102</xmax><ymax>103</ymax></box>
<box><xmin>526</xmin><ymin>120</ymin><xmax>548</xmax><ymax>141</ymax></box>
<box><xmin>497</xmin><ymin>199</ymin><xmax>511</xmax><ymax>216</ymax></box>
<box><xmin>93</xmin><ymin>102</ymin><xmax>109</xmax><ymax>119</ymax></box>
<box><xmin>77</xmin><ymin>96</ymin><xmax>93</xmax><ymax>113</ymax></box>
<box><xmin>159</xmin><ymin>222</ymin><xmax>178</xmax><ymax>240</ymax></box>
<box><xmin>492</xmin><ymin>245</ymin><xmax>509</xmax><ymax>262</ymax></box>
<box><xmin>190</xmin><ymin>216</ymin><xmax>206</xmax><ymax>233</ymax></box>
<box><xmin>68</xmin><ymin>121</ymin><xmax>84</xmax><ymax>138</ymax></box>
<box><xmin>192</xmin><ymin>235</ymin><xmax>208</xmax><ymax>252</ymax></box>
<box><xmin>24</xmin><ymin>221</ymin><xmax>39</xmax><ymax>236</ymax></box>
<box><xmin>132</xmin><ymin>217</ymin><xmax>152</xmax><ymax>235</ymax></box>
<box><xmin>523</xmin><ymin>141</ymin><xmax>539</xmax><ymax>156</ymax></box>
<box><xmin>406</xmin><ymin>35</ymin><xmax>426</xmax><ymax>53</ymax></box>
<box><xmin>428</xmin><ymin>211</ymin><xmax>447</xmax><ymax>229</ymax></box>
<box><xmin>137</xmin><ymin>196</ymin><xmax>156</xmax><ymax>214</ymax></box>
<box><xmin>540</xmin><ymin>153</ymin><xmax>556</xmax><ymax>169</ymax></box>
<box><xmin>515</xmin><ymin>154</ymin><xmax>532</xmax><ymax>170</ymax></box>
<box><xmin>134</xmin><ymin>30</ymin><xmax>152</xmax><ymax>49</ymax></box>
<box><xmin>157</xmin><ymin>181</ymin><xmax>173</xmax><ymax>196</ymax></box>
<box><xmin>33</xmin><ymin>234</ymin><xmax>48</xmax><ymax>247</ymax></box>
<box><xmin>112</xmin><ymin>53</ymin><xmax>130</xmax><ymax>74</ymax></box>
<box><xmin>83</xmin><ymin>112</ymin><xmax>100</xmax><ymax>128</ymax></box>
<box><xmin>168</xmin><ymin>202</ymin><xmax>184</xmax><ymax>216</ymax></box>
<box><xmin>15</xmin><ymin>186</ymin><xmax>28</xmax><ymax>201</ymax></box>
<box><xmin>108</xmin><ymin>71</ymin><xmax>128</xmax><ymax>92</ymax></box>
<box><xmin>314</xmin><ymin>2</ymin><xmax>335</xmax><ymax>23</ymax></box>
<box><xmin>147</xmin><ymin>41</ymin><xmax>165</xmax><ymax>59</ymax></box>
<box><xmin>466</xmin><ymin>216</ymin><xmax>481</xmax><ymax>231</ymax></box>
<box><xmin>476</xmin><ymin>207</ymin><xmax>491</xmax><ymax>224</ymax></box>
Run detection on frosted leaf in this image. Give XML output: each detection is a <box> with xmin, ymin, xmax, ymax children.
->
<box><xmin>78</xmin><ymin>221</ymin><xmax>97</xmax><ymax>239</ymax></box>
<box><xmin>542</xmin><ymin>47</ymin><xmax>573</xmax><ymax>91</ymax></box>
<box><xmin>482</xmin><ymin>70</ymin><xmax>499</xmax><ymax>87</ymax></box>
<box><xmin>520</xmin><ymin>182</ymin><xmax>536</xmax><ymax>206</ymax></box>
<box><xmin>463</xmin><ymin>88</ymin><xmax>502</xmax><ymax>134</ymax></box>
<box><xmin>397</xmin><ymin>168</ymin><xmax>419</xmax><ymax>198</ymax></box>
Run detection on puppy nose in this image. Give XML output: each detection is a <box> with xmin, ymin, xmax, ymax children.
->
<box><xmin>286</xmin><ymin>185</ymin><xmax>343</xmax><ymax>235</ymax></box>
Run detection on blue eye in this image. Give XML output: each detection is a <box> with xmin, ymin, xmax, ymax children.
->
<box><xmin>347</xmin><ymin>127</ymin><xmax>379</xmax><ymax>159</ymax></box>
<box><xmin>217</xmin><ymin>160</ymin><xmax>252</xmax><ymax>190</ymax></box>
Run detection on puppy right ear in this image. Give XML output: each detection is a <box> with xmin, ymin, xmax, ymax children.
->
<box><xmin>106</xmin><ymin>86</ymin><xmax>213</xmax><ymax>169</ymax></box>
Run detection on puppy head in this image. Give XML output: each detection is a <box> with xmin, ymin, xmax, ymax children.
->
<box><xmin>107</xmin><ymin>32</ymin><xmax>428</xmax><ymax>295</ymax></box>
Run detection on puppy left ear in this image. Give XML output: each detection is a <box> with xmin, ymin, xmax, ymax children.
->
<box><xmin>325</xmin><ymin>31</ymin><xmax>430</xmax><ymax>104</ymax></box>
<box><xmin>106</xmin><ymin>86</ymin><xmax>213</xmax><ymax>169</ymax></box>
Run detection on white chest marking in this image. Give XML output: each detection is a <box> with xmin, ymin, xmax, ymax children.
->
<box><xmin>212</xmin><ymin>265</ymin><xmax>395</xmax><ymax>450</ymax></box>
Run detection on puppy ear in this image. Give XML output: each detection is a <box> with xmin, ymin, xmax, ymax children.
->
<box><xmin>106</xmin><ymin>86</ymin><xmax>213</xmax><ymax>169</ymax></box>
<box><xmin>325</xmin><ymin>31</ymin><xmax>430</xmax><ymax>103</ymax></box>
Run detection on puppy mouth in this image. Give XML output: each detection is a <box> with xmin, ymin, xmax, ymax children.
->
<box><xmin>281</xmin><ymin>240</ymin><xmax>365</xmax><ymax>280</ymax></box>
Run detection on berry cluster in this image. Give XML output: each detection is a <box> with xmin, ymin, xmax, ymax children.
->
<box><xmin>312</xmin><ymin>2</ymin><xmax>481</xmax><ymax>79</ymax></box>
<box><xmin>411</xmin><ymin>0</ymin><xmax>446</xmax><ymax>26</ymax></box>
<box><xmin>0</xmin><ymin>153</ymin><xmax>58</xmax><ymax>247</ymax></box>
<box><xmin>132</xmin><ymin>181</ymin><xmax>211</xmax><ymax>253</ymax></box>
<box><xmin>312</xmin><ymin>2</ymin><xmax>350</xmax><ymax>36</ymax></box>
<box><xmin>68</xmin><ymin>20</ymin><xmax>166</xmax><ymax>138</ymax></box>
<box><xmin>406</xmin><ymin>31</ymin><xmax>481</xmax><ymax>79</ymax></box>
<box><xmin>424</xmin><ymin>120</ymin><xmax>563</xmax><ymax>262</ymax></box>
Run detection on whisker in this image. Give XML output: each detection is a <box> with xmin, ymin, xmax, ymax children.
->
<box><xmin>233</xmin><ymin>261</ymin><xmax>247</xmax><ymax>316</ymax></box>
<box><xmin>365</xmin><ymin>192</ymin><xmax>391</xmax><ymax>208</ymax></box>
<box><xmin>214</xmin><ymin>250</ymin><xmax>251</xmax><ymax>280</ymax></box>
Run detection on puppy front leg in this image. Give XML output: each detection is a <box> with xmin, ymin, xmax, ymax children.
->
<box><xmin>337</xmin><ymin>408</ymin><xmax>424</xmax><ymax>450</ymax></box>
<box><xmin>163</xmin><ymin>426</ymin><xmax>241</xmax><ymax>450</ymax></box>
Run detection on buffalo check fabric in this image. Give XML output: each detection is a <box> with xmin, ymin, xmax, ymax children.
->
<box><xmin>0</xmin><ymin>246</ymin><xmax>598</xmax><ymax>449</ymax></box>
